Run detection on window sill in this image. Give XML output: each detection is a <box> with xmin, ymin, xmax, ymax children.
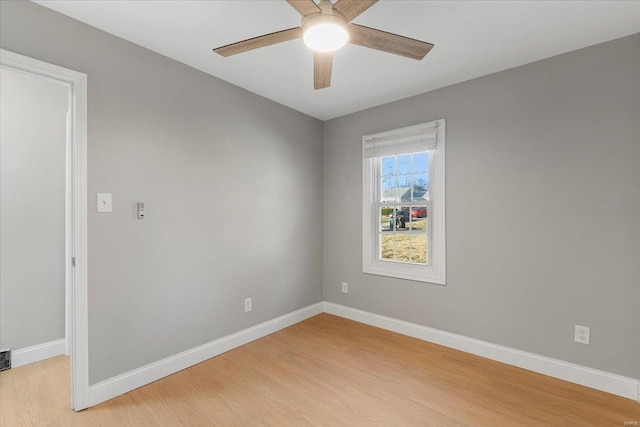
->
<box><xmin>363</xmin><ymin>262</ymin><xmax>446</xmax><ymax>285</ymax></box>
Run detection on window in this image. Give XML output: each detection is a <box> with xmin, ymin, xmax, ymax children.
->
<box><xmin>362</xmin><ymin>119</ymin><xmax>446</xmax><ymax>284</ymax></box>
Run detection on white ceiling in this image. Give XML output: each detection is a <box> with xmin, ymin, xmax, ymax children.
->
<box><xmin>34</xmin><ymin>1</ymin><xmax>640</xmax><ymax>120</ymax></box>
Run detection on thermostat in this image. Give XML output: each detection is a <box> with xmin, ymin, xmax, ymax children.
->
<box><xmin>137</xmin><ymin>202</ymin><xmax>145</xmax><ymax>219</ymax></box>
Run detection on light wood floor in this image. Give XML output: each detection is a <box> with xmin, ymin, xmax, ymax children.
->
<box><xmin>1</xmin><ymin>314</ymin><xmax>638</xmax><ymax>426</ymax></box>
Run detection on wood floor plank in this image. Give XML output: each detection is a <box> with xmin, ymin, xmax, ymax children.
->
<box><xmin>1</xmin><ymin>313</ymin><xmax>638</xmax><ymax>426</ymax></box>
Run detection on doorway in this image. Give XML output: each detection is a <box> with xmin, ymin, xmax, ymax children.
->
<box><xmin>0</xmin><ymin>49</ymin><xmax>88</xmax><ymax>411</ymax></box>
<box><xmin>1</xmin><ymin>65</ymin><xmax>67</xmax><ymax>364</ymax></box>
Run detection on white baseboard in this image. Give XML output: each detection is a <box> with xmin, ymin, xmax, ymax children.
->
<box><xmin>11</xmin><ymin>339</ymin><xmax>66</xmax><ymax>368</ymax></box>
<box><xmin>88</xmin><ymin>302</ymin><xmax>324</xmax><ymax>407</ymax></box>
<box><xmin>323</xmin><ymin>302</ymin><xmax>640</xmax><ymax>402</ymax></box>
<box><xmin>85</xmin><ymin>300</ymin><xmax>639</xmax><ymax>408</ymax></box>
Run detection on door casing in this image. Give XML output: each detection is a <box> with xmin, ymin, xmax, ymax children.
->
<box><xmin>1</xmin><ymin>48</ymin><xmax>89</xmax><ymax>411</ymax></box>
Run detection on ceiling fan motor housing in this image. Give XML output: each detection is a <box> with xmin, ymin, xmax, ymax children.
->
<box><xmin>301</xmin><ymin>1</ymin><xmax>349</xmax><ymax>31</ymax></box>
<box><xmin>302</xmin><ymin>14</ymin><xmax>350</xmax><ymax>37</ymax></box>
<box><xmin>302</xmin><ymin>1</ymin><xmax>350</xmax><ymax>52</ymax></box>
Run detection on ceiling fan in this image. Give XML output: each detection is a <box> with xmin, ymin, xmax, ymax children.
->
<box><xmin>212</xmin><ymin>0</ymin><xmax>434</xmax><ymax>90</ymax></box>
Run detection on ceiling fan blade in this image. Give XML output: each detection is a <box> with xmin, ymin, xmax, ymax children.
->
<box><xmin>314</xmin><ymin>52</ymin><xmax>333</xmax><ymax>90</ymax></box>
<box><xmin>213</xmin><ymin>27</ymin><xmax>302</xmax><ymax>57</ymax></box>
<box><xmin>333</xmin><ymin>0</ymin><xmax>378</xmax><ymax>22</ymax></box>
<box><xmin>350</xmin><ymin>24</ymin><xmax>434</xmax><ymax>60</ymax></box>
<box><xmin>287</xmin><ymin>0</ymin><xmax>321</xmax><ymax>16</ymax></box>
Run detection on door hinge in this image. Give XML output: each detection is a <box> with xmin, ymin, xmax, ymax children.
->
<box><xmin>72</xmin><ymin>257</ymin><xmax>76</xmax><ymax>267</ymax></box>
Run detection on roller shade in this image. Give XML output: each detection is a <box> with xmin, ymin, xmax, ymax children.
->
<box><xmin>364</xmin><ymin>122</ymin><xmax>439</xmax><ymax>158</ymax></box>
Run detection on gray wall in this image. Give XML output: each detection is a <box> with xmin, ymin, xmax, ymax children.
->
<box><xmin>1</xmin><ymin>0</ymin><xmax>323</xmax><ymax>384</ymax></box>
<box><xmin>323</xmin><ymin>34</ymin><xmax>640</xmax><ymax>379</ymax></box>
<box><xmin>1</xmin><ymin>67</ymin><xmax>68</xmax><ymax>351</ymax></box>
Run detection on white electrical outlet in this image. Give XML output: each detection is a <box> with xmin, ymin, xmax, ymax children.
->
<box><xmin>574</xmin><ymin>325</ymin><xmax>590</xmax><ymax>345</ymax></box>
<box><xmin>244</xmin><ymin>298</ymin><xmax>252</xmax><ymax>313</ymax></box>
<box><xmin>341</xmin><ymin>282</ymin><xmax>348</xmax><ymax>294</ymax></box>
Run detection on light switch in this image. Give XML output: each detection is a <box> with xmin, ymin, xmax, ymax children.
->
<box><xmin>96</xmin><ymin>193</ymin><xmax>112</xmax><ymax>213</ymax></box>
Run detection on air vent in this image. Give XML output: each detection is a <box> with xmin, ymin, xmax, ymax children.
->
<box><xmin>0</xmin><ymin>349</ymin><xmax>11</xmax><ymax>371</ymax></box>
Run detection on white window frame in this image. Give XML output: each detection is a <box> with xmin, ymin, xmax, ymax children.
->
<box><xmin>362</xmin><ymin>119</ymin><xmax>446</xmax><ymax>285</ymax></box>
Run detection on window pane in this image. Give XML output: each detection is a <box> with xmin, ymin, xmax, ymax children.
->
<box><xmin>413</xmin><ymin>152</ymin><xmax>429</xmax><ymax>174</ymax></box>
<box><xmin>381</xmin><ymin>156</ymin><xmax>397</xmax><ymax>202</ymax></box>
<box><xmin>394</xmin><ymin>234</ymin><xmax>410</xmax><ymax>262</ymax></box>
<box><xmin>409</xmin><ymin>207</ymin><xmax>428</xmax><ymax>230</ymax></box>
<box><xmin>411</xmin><ymin>234</ymin><xmax>428</xmax><ymax>264</ymax></box>
<box><xmin>391</xmin><ymin>207</ymin><xmax>409</xmax><ymax>231</ymax></box>
<box><xmin>411</xmin><ymin>152</ymin><xmax>429</xmax><ymax>202</ymax></box>
<box><xmin>397</xmin><ymin>154</ymin><xmax>411</xmax><ymax>200</ymax></box>
<box><xmin>412</xmin><ymin>172</ymin><xmax>429</xmax><ymax>202</ymax></box>
<box><xmin>380</xmin><ymin>234</ymin><xmax>395</xmax><ymax>261</ymax></box>
<box><xmin>380</xmin><ymin>206</ymin><xmax>394</xmax><ymax>232</ymax></box>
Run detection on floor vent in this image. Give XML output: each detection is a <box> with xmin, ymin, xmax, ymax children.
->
<box><xmin>0</xmin><ymin>349</ymin><xmax>11</xmax><ymax>371</ymax></box>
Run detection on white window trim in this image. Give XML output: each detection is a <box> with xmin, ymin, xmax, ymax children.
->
<box><xmin>362</xmin><ymin>119</ymin><xmax>446</xmax><ymax>285</ymax></box>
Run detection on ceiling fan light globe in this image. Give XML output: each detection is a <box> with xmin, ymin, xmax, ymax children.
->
<box><xmin>302</xmin><ymin>16</ymin><xmax>350</xmax><ymax>53</ymax></box>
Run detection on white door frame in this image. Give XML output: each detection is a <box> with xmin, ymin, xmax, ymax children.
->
<box><xmin>1</xmin><ymin>49</ymin><xmax>89</xmax><ymax>411</ymax></box>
